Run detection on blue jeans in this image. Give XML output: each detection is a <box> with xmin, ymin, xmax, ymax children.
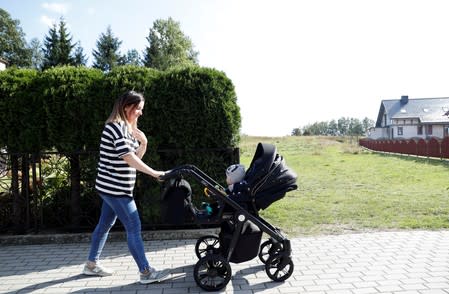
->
<box><xmin>87</xmin><ymin>194</ymin><xmax>150</xmax><ymax>272</ymax></box>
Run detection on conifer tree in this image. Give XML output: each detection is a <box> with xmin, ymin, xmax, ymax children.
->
<box><xmin>57</xmin><ymin>18</ymin><xmax>75</xmax><ymax>65</ymax></box>
<box><xmin>42</xmin><ymin>24</ymin><xmax>60</xmax><ymax>69</ymax></box>
<box><xmin>73</xmin><ymin>41</ymin><xmax>88</xmax><ymax>66</ymax></box>
<box><xmin>42</xmin><ymin>18</ymin><xmax>77</xmax><ymax>69</ymax></box>
<box><xmin>124</xmin><ymin>49</ymin><xmax>141</xmax><ymax>66</ymax></box>
<box><xmin>92</xmin><ymin>26</ymin><xmax>124</xmax><ymax>71</ymax></box>
<box><xmin>29</xmin><ymin>38</ymin><xmax>44</xmax><ymax>70</ymax></box>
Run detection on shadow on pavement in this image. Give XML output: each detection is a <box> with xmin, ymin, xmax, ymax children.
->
<box><xmin>3</xmin><ymin>275</ymin><xmax>92</xmax><ymax>294</ymax></box>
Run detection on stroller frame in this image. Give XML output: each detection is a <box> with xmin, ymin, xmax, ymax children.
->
<box><xmin>162</xmin><ymin>143</ymin><xmax>296</xmax><ymax>291</ymax></box>
<box><xmin>164</xmin><ymin>163</ymin><xmax>291</xmax><ymax>245</ymax></box>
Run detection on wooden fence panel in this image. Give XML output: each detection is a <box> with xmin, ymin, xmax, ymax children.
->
<box><xmin>385</xmin><ymin>140</ymin><xmax>393</xmax><ymax>152</ymax></box>
<box><xmin>428</xmin><ymin>138</ymin><xmax>441</xmax><ymax>158</ymax></box>
<box><xmin>417</xmin><ymin>139</ymin><xmax>427</xmax><ymax>156</ymax></box>
<box><xmin>392</xmin><ymin>140</ymin><xmax>403</xmax><ymax>153</ymax></box>
<box><xmin>405</xmin><ymin>139</ymin><xmax>417</xmax><ymax>155</ymax></box>
<box><xmin>381</xmin><ymin>140</ymin><xmax>388</xmax><ymax>152</ymax></box>
<box><xmin>442</xmin><ymin>137</ymin><xmax>449</xmax><ymax>158</ymax></box>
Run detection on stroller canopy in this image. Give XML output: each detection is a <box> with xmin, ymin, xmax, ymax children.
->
<box><xmin>244</xmin><ymin>143</ymin><xmax>298</xmax><ymax>210</ymax></box>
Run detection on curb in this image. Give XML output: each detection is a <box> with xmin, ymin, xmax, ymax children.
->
<box><xmin>0</xmin><ymin>228</ymin><xmax>220</xmax><ymax>246</ymax></box>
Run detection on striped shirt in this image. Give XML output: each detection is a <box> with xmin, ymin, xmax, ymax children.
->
<box><xmin>95</xmin><ymin>122</ymin><xmax>139</xmax><ymax>197</ymax></box>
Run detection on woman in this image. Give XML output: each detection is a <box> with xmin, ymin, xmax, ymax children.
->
<box><xmin>82</xmin><ymin>91</ymin><xmax>170</xmax><ymax>284</ymax></box>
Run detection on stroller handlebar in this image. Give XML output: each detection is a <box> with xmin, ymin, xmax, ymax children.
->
<box><xmin>160</xmin><ymin>164</ymin><xmax>227</xmax><ymax>196</ymax></box>
<box><xmin>160</xmin><ymin>164</ymin><xmax>197</xmax><ymax>181</ymax></box>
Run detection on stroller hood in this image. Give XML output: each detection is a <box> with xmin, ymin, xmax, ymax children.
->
<box><xmin>244</xmin><ymin>143</ymin><xmax>298</xmax><ymax>210</ymax></box>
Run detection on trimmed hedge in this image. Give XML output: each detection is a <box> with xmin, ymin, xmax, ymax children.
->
<box><xmin>0</xmin><ymin>65</ymin><xmax>241</xmax><ymax>230</ymax></box>
<box><xmin>41</xmin><ymin>66</ymin><xmax>104</xmax><ymax>152</ymax></box>
<box><xmin>149</xmin><ymin>66</ymin><xmax>240</xmax><ymax>149</ymax></box>
<box><xmin>0</xmin><ymin>68</ymin><xmax>44</xmax><ymax>152</ymax></box>
<box><xmin>0</xmin><ymin>65</ymin><xmax>240</xmax><ymax>157</ymax></box>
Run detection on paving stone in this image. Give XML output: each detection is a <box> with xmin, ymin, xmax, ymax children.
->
<box><xmin>1</xmin><ymin>231</ymin><xmax>449</xmax><ymax>293</ymax></box>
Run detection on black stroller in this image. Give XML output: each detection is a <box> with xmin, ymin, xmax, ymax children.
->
<box><xmin>161</xmin><ymin>142</ymin><xmax>298</xmax><ymax>291</ymax></box>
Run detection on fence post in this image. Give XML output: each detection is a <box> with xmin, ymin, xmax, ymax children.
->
<box><xmin>69</xmin><ymin>154</ymin><xmax>81</xmax><ymax>230</ymax></box>
<box><xmin>11</xmin><ymin>154</ymin><xmax>23</xmax><ymax>234</ymax></box>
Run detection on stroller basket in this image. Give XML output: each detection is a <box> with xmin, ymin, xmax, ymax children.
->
<box><xmin>219</xmin><ymin>220</ymin><xmax>262</xmax><ymax>263</ymax></box>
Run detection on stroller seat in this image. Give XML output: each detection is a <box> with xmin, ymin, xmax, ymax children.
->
<box><xmin>230</xmin><ymin>142</ymin><xmax>298</xmax><ymax>210</ymax></box>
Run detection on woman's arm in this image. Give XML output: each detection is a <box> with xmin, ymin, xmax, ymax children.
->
<box><xmin>135</xmin><ymin>142</ymin><xmax>147</xmax><ymax>159</ymax></box>
<box><xmin>132</xmin><ymin>127</ymin><xmax>148</xmax><ymax>159</ymax></box>
<box><xmin>122</xmin><ymin>152</ymin><xmax>164</xmax><ymax>178</ymax></box>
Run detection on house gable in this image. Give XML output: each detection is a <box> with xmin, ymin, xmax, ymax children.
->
<box><xmin>378</xmin><ymin>96</ymin><xmax>449</xmax><ymax>127</ymax></box>
<box><xmin>370</xmin><ymin>96</ymin><xmax>449</xmax><ymax>139</ymax></box>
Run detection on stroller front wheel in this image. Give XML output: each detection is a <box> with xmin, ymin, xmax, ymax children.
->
<box><xmin>265</xmin><ymin>253</ymin><xmax>294</xmax><ymax>282</ymax></box>
<box><xmin>259</xmin><ymin>239</ymin><xmax>283</xmax><ymax>264</ymax></box>
<box><xmin>194</xmin><ymin>254</ymin><xmax>232</xmax><ymax>291</ymax></box>
<box><xmin>195</xmin><ymin>235</ymin><xmax>220</xmax><ymax>259</ymax></box>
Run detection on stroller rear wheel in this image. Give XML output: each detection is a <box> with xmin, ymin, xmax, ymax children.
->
<box><xmin>194</xmin><ymin>254</ymin><xmax>232</xmax><ymax>291</ymax></box>
<box><xmin>195</xmin><ymin>235</ymin><xmax>220</xmax><ymax>259</ymax></box>
<box><xmin>258</xmin><ymin>239</ymin><xmax>283</xmax><ymax>264</ymax></box>
<box><xmin>265</xmin><ymin>253</ymin><xmax>294</xmax><ymax>282</ymax></box>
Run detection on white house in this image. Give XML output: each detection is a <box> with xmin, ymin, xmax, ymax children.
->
<box><xmin>0</xmin><ymin>58</ymin><xmax>7</xmax><ymax>71</ymax></box>
<box><xmin>368</xmin><ymin>96</ymin><xmax>449</xmax><ymax>140</ymax></box>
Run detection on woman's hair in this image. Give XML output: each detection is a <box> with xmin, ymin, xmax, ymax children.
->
<box><xmin>106</xmin><ymin>91</ymin><xmax>145</xmax><ymax>126</ymax></box>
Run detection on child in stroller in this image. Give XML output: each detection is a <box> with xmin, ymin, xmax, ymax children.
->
<box><xmin>161</xmin><ymin>142</ymin><xmax>297</xmax><ymax>291</ymax></box>
<box><xmin>225</xmin><ymin>163</ymin><xmax>245</xmax><ymax>192</ymax></box>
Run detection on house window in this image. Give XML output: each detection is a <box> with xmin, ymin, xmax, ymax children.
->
<box><xmin>398</xmin><ymin>127</ymin><xmax>403</xmax><ymax>136</ymax></box>
<box><xmin>426</xmin><ymin>125</ymin><xmax>433</xmax><ymax>135</ymax></box>
<box><xmin>417</xmin><ymin>125</ymin><xmax>423</xmax><ymax>135</ymax></box>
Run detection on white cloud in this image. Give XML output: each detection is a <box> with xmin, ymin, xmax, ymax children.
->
<box><xmin>40</xmin><ymin>15</ymin><xmax>56</xmax><ymax>27</ymax></box>
<box><xmin>41</xmin><ymin>2</ymin><xmax>70</xmax><ymax>14</ymax></box>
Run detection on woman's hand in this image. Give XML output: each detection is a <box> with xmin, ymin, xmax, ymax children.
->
<box><xmin>153</xmin><ymin>171</ymin><xmax>165</xmax><ymax>182</ymax></box>
<box><xmin>133</xmin><ymin>127</ymin><xmax>148</xmax><ymax>145</ymax></box>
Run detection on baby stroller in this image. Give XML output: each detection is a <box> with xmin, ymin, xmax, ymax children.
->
<box><xmin>161</xmin><ymin>142</ymin><xmax>298</xmax><ymax>291</ymax></box>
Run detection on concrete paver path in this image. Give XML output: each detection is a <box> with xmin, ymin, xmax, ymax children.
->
<box><xmin>1</xmin><ymin>230</ymin><xmax>449</xmax><ymax>293</ymax></box>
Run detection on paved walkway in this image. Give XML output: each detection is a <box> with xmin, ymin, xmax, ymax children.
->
<box><xmin>1</xmin><ymin>231</ymin><xmax>449</xmax><ymax>293</ymax></box>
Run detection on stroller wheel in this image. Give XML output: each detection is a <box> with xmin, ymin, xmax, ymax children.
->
<box><xmin>258</xmin><ymin>239</ymin><xmax>283</xmax><ymax>264</ymax></box>
<box><xmin>195</xmin><ymin>235</ymin><xmax>220</xmax><ymax>259</ymax></box>
<box><xmin>194</xmin><ymin>254</ymin><xmax>232</xmax><ymax>291</ymax></box>
<box><xmin>265</xmin><ymin>253</ymin><xmax>294</xmax><ymax>282</ymax></box>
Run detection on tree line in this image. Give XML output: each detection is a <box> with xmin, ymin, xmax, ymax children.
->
<box><xmin>0</xmin><ymin>8</ymin><xmax>197</xmax><ymax>71</ymax></box>
<box><xmin>292</xmin><ymin>117</ymin><xmax>375</xmax><ymax>136</ymax></box>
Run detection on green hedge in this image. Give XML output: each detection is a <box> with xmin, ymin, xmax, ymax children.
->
<box><xmin>0</xmin><ymin>65</ymin><xmax>241</xmax><ymax>230</ymax></box>
<box><xmin>41</xmin><ymin>66</ymin><xmax>104</xmax><ymax>152</ymax></box>
<box><xmin>0</xmin><ymin>65</ymin><xmax>240</xmax><ymax>156</ymax></box>
<box><xmin>149</xmin><ymin>66</ymin><xmax>240</xmax><ymax>149</ymax></box>
<box><xmin>0</xmin><ymin>68</ymin><xmax>44</xmax><ymax>152</ymax></box>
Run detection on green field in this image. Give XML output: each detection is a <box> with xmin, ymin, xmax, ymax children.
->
<box><xmin>240</xmin><ymin>135</ymin><xmax>449</xmax><ymax>237</ymax></box>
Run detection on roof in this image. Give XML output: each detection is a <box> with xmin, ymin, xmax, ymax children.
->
<box><xmin>375</xmin><ymin>97</ymin><xmax>449</xmax><ymax>126</ymax></box>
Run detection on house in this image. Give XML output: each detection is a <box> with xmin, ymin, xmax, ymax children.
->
<box><xmin>0</xmin><ymin>58</ymin><xmax>7</xmax><ymax>71</ymax></box>
<box><xmin>369</xmin><ymin>96</ymin><xmax>449</xmax><ymax>139</ymax></box>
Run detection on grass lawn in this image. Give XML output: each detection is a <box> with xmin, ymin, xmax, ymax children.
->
<box><xmin>239</xmin><ymin>135</ymin><xmax>449</xmax><ymax>237</ymax></box>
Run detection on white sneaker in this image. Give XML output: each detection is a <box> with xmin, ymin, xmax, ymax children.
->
<box><xmin>82</xmin><ymin>263</ymin><xmax>114</xmax><ymax>277</ymax></box>
<box><xmin>139</xmin><ymin>268</ymin><xmax>171</xmax><ymax>284</ymax></box>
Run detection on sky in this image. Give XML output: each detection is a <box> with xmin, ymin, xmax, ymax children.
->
<box><xmin>2</xmin><ymin>0</ymin><xmax>449</xmax><ymax>136</ymax></box>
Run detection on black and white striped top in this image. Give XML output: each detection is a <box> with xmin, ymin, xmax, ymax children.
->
<box><xmin>95</xmin><ymin>122</ymin><xmax>139</xmax><ymax>198</ymax></box>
